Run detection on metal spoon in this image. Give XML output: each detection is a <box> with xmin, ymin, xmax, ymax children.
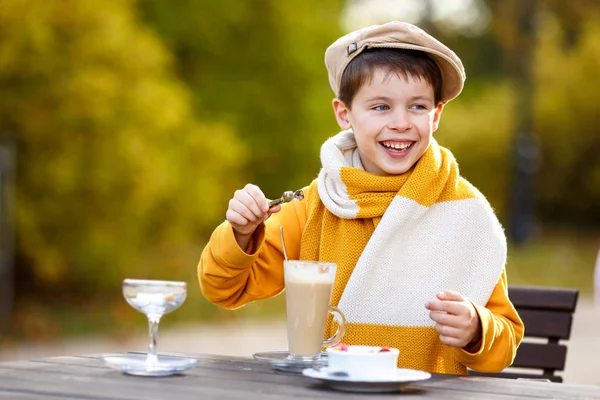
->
<box><xmin>268</xmin><ymin>189</ymin><xmax>304</xmax><ymax>208</ymax></box>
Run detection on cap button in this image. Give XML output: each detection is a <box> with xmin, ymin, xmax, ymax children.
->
<box><xmin>346</xmin><ymin>42</ymin><xmax>358</xmax><ymax>55</ymax></box>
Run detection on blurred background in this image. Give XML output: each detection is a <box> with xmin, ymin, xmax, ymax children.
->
<box><xmin>0</xmin><ymin>0</ymin><xmax>599</xmax><ymax>381</ymax></box>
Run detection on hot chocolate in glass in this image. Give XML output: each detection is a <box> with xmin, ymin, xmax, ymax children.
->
<box><xmin>283</xmin><ymin>260</ymin><xmax>346</xmax><ymax>360</ymax></box>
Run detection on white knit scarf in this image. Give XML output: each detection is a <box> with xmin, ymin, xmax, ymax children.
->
<box><xmin>316</xmin><ymin>130</ymin><xmax>506</xmax><ymax>327</ymax></box>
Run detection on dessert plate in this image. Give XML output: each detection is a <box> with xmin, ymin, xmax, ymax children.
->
<box><xmin>302</xmin><ymin>367</ymin><xmax>431</xmax><ymax>393</ymax></box>
<box><xmin>253</xmin><ymin>351</ymin><xmax>327</xmax><ymax>373</ymax></box>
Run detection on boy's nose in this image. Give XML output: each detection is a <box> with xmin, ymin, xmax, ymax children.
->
<box><xmin>387</xmin><ymin>111</ymin><xmax>412</xmax><ymax>132</ymax></box>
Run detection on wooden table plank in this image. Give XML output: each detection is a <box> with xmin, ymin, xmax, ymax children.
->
<box><xmin>0</xmin><ymin>355</ymin><xmax>510</xmax><ymax>399</ymax></box>
<box><xmin>0</xmin><ymin>359</ymin><xmax>371</xmax><ymax>400</ymax></box>
<box><xmin>0</xmin><ymin>392</ymin><xmax>55</xmax><ymax>400</ymax></box>
<box><xmin>419</xmin><ymin>375</ymin><xmax>600</xmax><ymax>399</ymax></box>
<box><xmin>0</xmin><ymin>365</ymin><xmax>497</xmax><ymax>398</ymax></box>
<box><xmin>0</xmin><ymin>353</ymin><xmax>598</xmax><ymax>400</ymax></box>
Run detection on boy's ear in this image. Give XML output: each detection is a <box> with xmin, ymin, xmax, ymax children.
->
<box><xmin>332</xmin><ymin>98</ymin><xmax>352</xmax><ymax>130</ymax></box>
<box><xmin>432</xmin><ymin>102</ymin><xmax>445</xmax><ymax>133</ymax></box>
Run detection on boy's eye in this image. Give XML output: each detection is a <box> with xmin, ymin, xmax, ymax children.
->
<box><xmin>372</xmin><ymin>105</ymin><xmax>389</xmax><ymax>111</ymax></box>
<box><xmin>411</xmin><ymin>104</ymin><xmax>428</xmax><ymax>110</ymax></box>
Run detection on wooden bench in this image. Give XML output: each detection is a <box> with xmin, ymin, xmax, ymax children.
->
<box><xmin>470</xmin><ymin>285</ymin><xmax>579</xmax><ymax>382</ymax></box>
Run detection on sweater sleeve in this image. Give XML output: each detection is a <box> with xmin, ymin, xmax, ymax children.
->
<box><xmin>454</xmin><ymin>267</ymin><xmax>524</xmax><ymax>372</ymax></box>
<box><xmin>197</xmin><ymin>187</ymin><xmax>308</xmax><ymax>309</ymax></box>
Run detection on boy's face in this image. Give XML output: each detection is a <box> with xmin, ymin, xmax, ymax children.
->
<box><xmin>332</xmin><ymin>68</ymin><xmax>444</xmax><ymax>176</ymax></box>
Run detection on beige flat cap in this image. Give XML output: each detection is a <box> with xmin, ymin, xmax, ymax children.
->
<box><xmin>325</xmin><ymin>21</ymin><xmax>466</xmax><ymax>103</ymax></box>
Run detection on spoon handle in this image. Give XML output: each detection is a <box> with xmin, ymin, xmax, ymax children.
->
<box><xmin>268</xmin><ymin>190</ymin><xmax>304</xmax><ymax>208</ymax></box>
<box><xmin>268</xmin><ymin>197</ymin><xmax>285</xmax><ymax>207</ymax></box>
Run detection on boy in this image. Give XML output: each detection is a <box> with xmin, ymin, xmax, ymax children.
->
<box><xmin>198</xmin><ymin>21</ymin><xmax>523</xmax><ymax>375</ymax></box>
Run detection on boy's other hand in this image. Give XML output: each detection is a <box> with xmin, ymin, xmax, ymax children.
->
<box><xmin>425</xmin><ymin>290</ymin><xmax>482</xmax><ymax>350</ymax></box>
<box><xmin>226</xmin><ymin>184</ymin><xmax>281</xmax><ymax>249</ymax></box>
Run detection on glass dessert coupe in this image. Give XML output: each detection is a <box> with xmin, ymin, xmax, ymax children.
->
<box><xmin>102</xmin><ymin>279</ymin><xmax>198</xmax><ymax>376</ymax></box>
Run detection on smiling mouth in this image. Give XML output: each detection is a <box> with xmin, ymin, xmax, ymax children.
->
<box><xmin>380</xmin><ymin>141</ymin><xmax>414</xmax><ymax>153</ymax></box>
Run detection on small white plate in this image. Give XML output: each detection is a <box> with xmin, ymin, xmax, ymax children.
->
<box><xmin>102</xmin><ymin>354</ymin><xmax>198</xmax><ymax>377</ymax></box>
<box><xmin>253</xmin><ymin>351</ymin><xmax>327</xmax><ymax>373</ymax></box>
<box><xmin>302</xmin><ymin>367</ymin><xmax>431</xmax><ymax>393</ymax></box>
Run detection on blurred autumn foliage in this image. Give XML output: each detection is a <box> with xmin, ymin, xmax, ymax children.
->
<box><xmin>0</xmin><ymin>0</ymin><xmax>343</xmax><ymax>339</ymax></box>
<box><xmin>435</xmin><ymin>0</ymin><xmax>600</xmax><ymax>226</ymax></box>
<box><xmin>0</xmin><ymin>0</ymin><xmax>599</xmax><ymax>340</ymax></box>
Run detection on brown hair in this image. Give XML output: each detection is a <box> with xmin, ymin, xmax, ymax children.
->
<box><xmin>338</xmin><ymin>48</ymin><xmax>443</xmax><ymax>108</ymax></box>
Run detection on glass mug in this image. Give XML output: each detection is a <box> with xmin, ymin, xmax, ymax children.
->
<box><xmin>283</xmin><ymin>260</ymin><xmax>346</xmax><ymax>360</ymax></box>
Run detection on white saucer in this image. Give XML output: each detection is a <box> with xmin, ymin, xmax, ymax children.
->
<box><xmin>102</xmin><ymin>353</ymin><xmax>198</xmax><ymax>376</ymax></box>
<box><xmin>302</xmin><ymin>367</ymin><xmax>431</xmax><ymax>393</ymax></box>
<box><xmin>253</xmin><ymin>351</ymin><xmax>327</xmax><ymax>373</ymax></box>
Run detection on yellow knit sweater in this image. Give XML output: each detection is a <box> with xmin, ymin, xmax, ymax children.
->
<box><xmin>199</xmin><ymin>134</ymin><xmax>523</xmax><ymax>375</ymax></box>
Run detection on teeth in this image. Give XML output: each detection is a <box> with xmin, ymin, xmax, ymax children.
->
<box><xmin>382</xmin><ymin>141</ymin><xmax>412</xmax><ymax>150</ymax></box>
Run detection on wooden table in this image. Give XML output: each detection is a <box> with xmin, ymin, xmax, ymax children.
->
<box><xmin>0</xmin><ymin>353</ymin><xmax>598</xmax><ymax>399</ymax></box>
